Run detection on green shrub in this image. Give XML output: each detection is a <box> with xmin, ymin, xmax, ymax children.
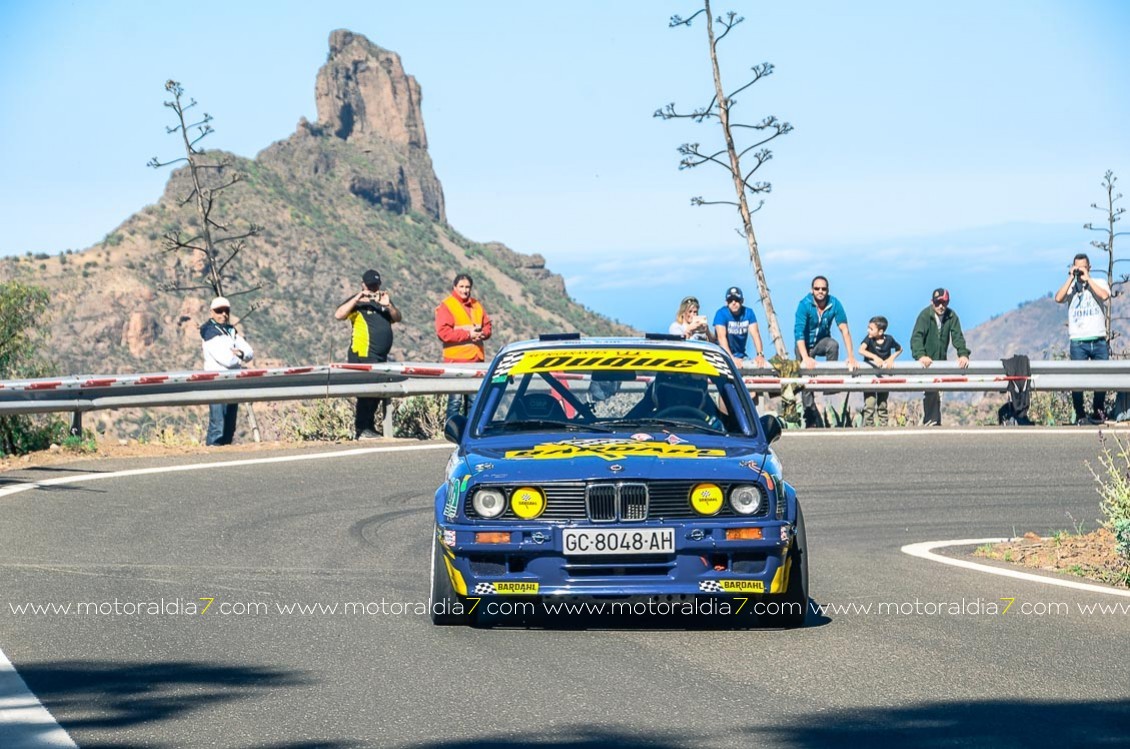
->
<box><xmin>61</xmin><ymin>430</ymin><xmax>98</xmax><ymax>453</ymax></box>
<box><xmin>1029</xmin><ymin>391</ymin><xmax>1074</xmax><ymax>426</ymax></box>
<box><xmin>279</xmin><ymin>399</ymin><xmax>354</xmax><ymax>442</ymax></box>
<box><xmin>0</xmin><ymin>281</ymin><xmax>68</xmax><ymax>456</ymax></box>
<box><xmin>393</xmin><ymin>395</ymin><xmax>447</xmax><ymax>439</ymax></box>
<box><xmin>1087</xmin><ymin>432</ymin><xmax>1130</xmax><ymax>558</ymax></box>
<box><xmin>1114</xmin><ymin>518</ymin><xmax>1130</xmax><ymax>561</ymax></box>
<box><xmin>0</xmin><ymin>417</ymin><xmax>68</xmax><ymax>457</ymax></box>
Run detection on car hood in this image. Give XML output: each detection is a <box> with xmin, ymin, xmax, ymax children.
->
<box><xmin>462</xmin><ymin>431</ymin><xmax>768</xmax><ymax>483</ymax></box>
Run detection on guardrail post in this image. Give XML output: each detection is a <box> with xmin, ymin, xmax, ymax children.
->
<box><xmin>383</xmin><ymin>398</ymin><xmax>396</xmax><ymax>438</ymax></box>
<box><xmin>70</xmin><ymin>411</ymin><xmax>82</xmax><ymax>438</ymax></box>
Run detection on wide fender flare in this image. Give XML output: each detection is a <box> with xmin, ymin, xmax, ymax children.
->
<box><xmin>782</xmin><ymin>481</ymin><xmax>799</xmax><ymax>525</ymax></box>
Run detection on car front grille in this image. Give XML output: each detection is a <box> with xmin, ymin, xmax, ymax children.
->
<box><xmin>465</xmin><ymin>481</ymin><xmax>768</xmax><ymax>521</ymax></box>
<box><xmin>586</xmin><ymin>484</ymin><xmax>618</xmax><ymax>522</ymax></box>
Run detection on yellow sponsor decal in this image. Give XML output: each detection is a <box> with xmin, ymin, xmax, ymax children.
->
<box><xmin>769</xmin><ymin>555</ymin><xmax>791</xmax><ymax>594</ymax></box>
<box><xmin>493</xmin><ymin>582</ymin><xmax>539</xmax><ymax>595</ymax></box>
<box><xmin>505</xmin><ymin>439</ymin><xmax>725</xmax><ymax>461</ymax></box>
<box><xmin>510</xmin><ymin>486</ymin><xmax>546</xmax><ymax>519</ymax></box>
<box><xmin>691</xmin><ymin>483</ymin><xmax>724</xmax><ymax>515</ymax></box>
<box><xmin>508</xmin><ymin>348</ymin><xmax>719</xmax><ymax>376</ymax></box>
<box><xmin>443</xmin><ymin>556</ymin><xmax>468</xmax><ymax>596</ymax></box>
<box><xmin>720</xmin><ymin>580</ymin><xmax>765</xmax><ymax>594</ymax></box>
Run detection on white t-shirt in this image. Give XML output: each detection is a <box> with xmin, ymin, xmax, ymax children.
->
<box><xmin>669</xmin><ymin>321</ymin><xmax>709</xmax><ymax>341</ymax></box>
<box><xmin>1067</xmin><ymin>278</ymin><xmax>1110</xmax><ymax>340</ymax></box>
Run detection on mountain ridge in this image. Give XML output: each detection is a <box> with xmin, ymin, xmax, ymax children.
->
<box><xmin>0</xmin><ymin>30</ymin><xmax>632</xmax><ymax>383</ymax></box>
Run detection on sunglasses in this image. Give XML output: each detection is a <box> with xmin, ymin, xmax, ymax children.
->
<box><xmin>812</xmin><ymin>287</ymin><xmax>829</xmax><ymax>292</ymax></box>
<box><xmin>214</xmin><ymin>308</ymin><xmax>230</xmax><ymax>314</ymax></box>
<box><xmin>933</xmin><ymin>300</ymin><xmax>948</xmax><ymax>307</ymax></box>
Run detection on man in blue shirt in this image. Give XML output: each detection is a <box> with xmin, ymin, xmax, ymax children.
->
<box><xmin>712</xmin><ymin>286</ymin><xmax>767</xmax><ymax>369</ymax></box>
<box><xmin>794</xmin><ymin>275</ymin><xmax>857</xmax><ymax>427</ymax></box>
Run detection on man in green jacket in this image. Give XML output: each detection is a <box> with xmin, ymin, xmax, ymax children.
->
<box><xmin>910</xmin><ymin>288</ymin><xmax>970</xmax><ymax>426</ymax></box>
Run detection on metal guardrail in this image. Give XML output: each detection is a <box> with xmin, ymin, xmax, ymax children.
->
<box><xmin>0</xmin><ymin>358</ymin><xmax>1123</xmax><ymax>435</ymax></box>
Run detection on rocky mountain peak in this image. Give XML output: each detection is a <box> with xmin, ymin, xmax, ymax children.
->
<box><xmin>316</xmin><ymin>29</ymin><xmax>428</xmax><ymax>150</ymax></box>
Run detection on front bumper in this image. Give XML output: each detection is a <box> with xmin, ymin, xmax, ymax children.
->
<box><xmin>437</xmin><ymin>520</ymin><xmax>795</xmax><ymax>598</ymax></box>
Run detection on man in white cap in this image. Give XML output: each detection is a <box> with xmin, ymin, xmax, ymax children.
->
<box><xmin>201</xmin><ymin>296</ymin><xmax>254</xmax><ymax>445</ymax></box>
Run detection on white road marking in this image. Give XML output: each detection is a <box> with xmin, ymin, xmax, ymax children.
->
<box><xmin>0</xmin><ymin>648</ymin><xmax>78</xmax><ymax>748</ymax></box>
<box><xmin>902</xmin><ymin>538</ymin><xmax>1130</xmax><ymax>598</ymax></box>
<box><xmin>0</xmin><ymin>441</ymin><xmax>452</xmax><ymax>747</ymax></box>
<box><xmin>0</xmin><ymin>442</ymin><xmax>453</xmax><ymax>500</ymax></box>
<box><xmin>785</xmin><ymin>427</ymin><xmax>1119</xmax><ymax>437</ymax></box>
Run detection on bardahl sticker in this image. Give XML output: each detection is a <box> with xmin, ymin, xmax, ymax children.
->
<box><xmin>505</xmin><ymin>438</ymin><xmax>725</xmax><ymax>461</ymax></box>
<box><xmin>492</xmin><ymin>582</ymin><xmax>539</xmax><ymax>595</ymax></box>
<box><xmin>506</xmin><ymin>348</ymin><xmax>720</xmax><ymax>376</ymax></box>
<box><xmin>720</xmin><ymin>580</ymin><xmax>765</xmax><ymax>593</ymax></box>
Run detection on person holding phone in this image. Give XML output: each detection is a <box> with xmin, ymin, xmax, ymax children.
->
<box><xmin>435</xmin><ymin>273</ymin><xmax>492</xmax><ymax>421</ymax></box>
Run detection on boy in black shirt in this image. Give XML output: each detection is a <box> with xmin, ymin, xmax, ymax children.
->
<box><xmin>859</xmin><ymin>316</ymin><xmax>902</xmax><ymax>427</ymax></box>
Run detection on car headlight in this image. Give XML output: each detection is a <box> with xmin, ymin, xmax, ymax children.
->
<box><xmin>510</xmin><ymin>486</ymin><xmax>545</xmax><ymax>519</ymax></box>
<box><xmin>690</xmin><ymin>483</ymin><xmax>724</xmax><ymax>515</ymax></box>
<box><xmin>472</xmin><ymin>488</ymin><xmax>506</xmax><ymax>518</ymax></box>
<box><xmin>729</xmin><ymin>484</ymin><xmax>764</xmax><ymax>515</ymax></box>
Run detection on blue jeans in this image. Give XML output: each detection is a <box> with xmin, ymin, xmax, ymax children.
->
<box><xmin>797</xmin><ymin>337</ymin><xmax>839</xmax><ymax>412</ymax></box>
<box><xmin>207</xmin><ymin>403</ymin><xmax>238</xmax><ymax>445</ymax></box>
<box><xmin>1070</xmin><ymin>338</ymin><xmax>1109</xmax><ymax>418</ymax></box>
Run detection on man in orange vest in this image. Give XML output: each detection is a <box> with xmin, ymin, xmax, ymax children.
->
<box><xmin>435</xmin><ymin>273</ymin><xmax>492</xmax><ymax>421</ymax></box>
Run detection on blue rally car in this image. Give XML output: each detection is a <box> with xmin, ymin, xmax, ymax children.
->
<box><xmin>429</xmin><ymin>335</ymin><xmax>807</xmax><ymax>628</ymax></box>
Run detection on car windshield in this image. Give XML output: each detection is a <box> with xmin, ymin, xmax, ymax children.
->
<box><xmin>473</xmin><ymin>346</ymin><xmax>757</xmax><ymax>437</ymax></box>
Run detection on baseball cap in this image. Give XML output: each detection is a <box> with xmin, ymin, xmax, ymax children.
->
<box><xmin>210</xmin><ymin>296</ymin><xmax>231</xmax><ymax>311</ymax></box>
<box><xmin>931</xmin><ymin>288</ymin><xmax>950</xmax><ymax>305</ymax></box>
<box><xmin>362</xmin><ymin>269</ymin><xmax>382</xmax><ymax>289</ymax></box>
<box><xmin>725</xmin><ymin>286</ymin><xmax>744</xmax><ymax>302</ymax></box>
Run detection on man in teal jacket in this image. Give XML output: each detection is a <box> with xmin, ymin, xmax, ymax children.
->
<box><xmin>794</xmin><ymin>275</ymin><xmax>858</xmax><ymax>427</ymax></box>
<box><xmin>910</xmin><ymin>288</ymin><xmax>970</xmax><ymax>426</ymax></box>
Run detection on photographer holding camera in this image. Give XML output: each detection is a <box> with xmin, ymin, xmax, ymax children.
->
<box><xmin>1055</xmin><ymin>253</ymin><xmax>1111</xmax><ymax>425</ymax></box>
<box><xmin>335</xmin><ymin>269</ymin><xmax>401</xmax><ymax>439</ymax></box>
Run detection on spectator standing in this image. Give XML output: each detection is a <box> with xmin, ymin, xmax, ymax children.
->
<box><xmin>909</xmin><ymin>288</ymin><xmax>970</xmax><ymax>426</ymax></box>
<box><xmin>1054</xmin><ymin>253</ymin><xmax>1111</xmax><ymax>425</ymax></box>
<box><xmin>858</xmin><ymin>315</ymin><xmax>902</xmax><ymax>427</ymax></box>
<box><xmin>200</xmin><ymin>296</ymin><xmax>254</xmax><ymax>446</ymax></box>
<box><xmin>794</xmin><ymin>276</ymin><xmax>858</xmax><ymax>427</ymax></box>
<box><xmin>435</xmin><ymin>273</ymin><xmax>492</xmax><ymax>421</ymax></box>
<box><xmin>335</xmin><ymin>269</ymin><xmax>401</xmax><ymax>439</ymax></box>
<box><xmin>712</xmin><ymin>287</ymin><xmax>767</xmax><ymax>368</ymax></box>
<box><xmin>669</xmin><ymin>296</ymin><xmax>714</xmax><ymax>341</ymax></box>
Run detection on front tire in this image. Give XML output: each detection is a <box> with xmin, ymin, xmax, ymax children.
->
<box><xmin>429</xmin><ymin>530</ymin><xmax>470</xmax><ymax>626</ymax></box>
<box><xmin>762</xmin><ymin>507</ymin><xmax>809</xmax><ymax>628</ymax></box>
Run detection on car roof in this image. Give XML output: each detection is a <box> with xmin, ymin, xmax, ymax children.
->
<box><xmin>495</xmin><ymin>336</ymin><xmax>727</xmax><ymax>356</ymax></box>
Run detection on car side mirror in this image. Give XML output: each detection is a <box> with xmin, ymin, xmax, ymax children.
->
<box><xmin>760</xmin><ymin>414</ymin><xmax>784</xmax><ymax>444</ymax></box>
<box><xmin>443</xmin><ymin>414</ymin><xmax>467</xmax><ymax>444</ymax></box>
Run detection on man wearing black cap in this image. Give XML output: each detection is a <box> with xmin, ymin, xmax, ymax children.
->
<box><xmin>712</xmin><ymin>286</ymin><xmax>767</xmax><ymax>369</ymax></box>
<box><xmin>335</xmin><ymin>269</ymin><xmax>401</xmax><ymax>439</ymax></box>
<box><xmin>910</xmin><ymin>287</ymin><xmax>970</xmax><ymax>426</ymax></box>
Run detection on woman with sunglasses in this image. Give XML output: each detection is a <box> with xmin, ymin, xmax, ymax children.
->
<box><xmin>669</xmin><ymin>295</ymin><xmax>714</xmax><ymax>342</ymax></box>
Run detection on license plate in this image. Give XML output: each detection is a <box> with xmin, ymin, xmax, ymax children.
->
<box><xmin>562</xmin><ymin>528</ymin><xmax>674</xmax><ymax>556</ymax></box>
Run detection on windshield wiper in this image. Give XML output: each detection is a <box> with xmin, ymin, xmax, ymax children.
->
<box><xmin>484</xmin><ymin>419</ymin><xmax>613</xmax><ymax>433</ymax></box>
<box><xmin>603</xmin><ymin>418</ymin><xmax>722</xmax><ymax>434</ymax></box>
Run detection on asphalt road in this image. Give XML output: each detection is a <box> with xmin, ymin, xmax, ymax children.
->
<box><xmin>0</xmin><ymin>432</ymin><xmax>1128</xmax><ymax>748</ymax></box>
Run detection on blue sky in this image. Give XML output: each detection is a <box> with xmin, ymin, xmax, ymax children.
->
<box><xmin>2</xmin><ymin>0</ymin><xmax>1128</xmax><ymax>351</ymax></box>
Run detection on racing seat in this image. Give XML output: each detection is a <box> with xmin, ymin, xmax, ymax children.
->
<box><xmin>507</xmin><ymin>392</ymin><xmax>567</xmax><ymax>422</ymax></box>
<box><xmin>650</xmin><ymin>373</ymin><xmax>709</xmax><ymax>411</ymax></box>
